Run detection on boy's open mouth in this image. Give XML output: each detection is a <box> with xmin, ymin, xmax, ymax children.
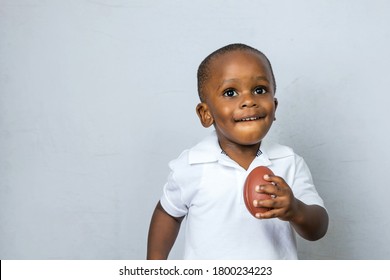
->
<box><xmin>235</xmin><ymin>116</ymin><xmax>263</xmax><ymax>122</ymax></box>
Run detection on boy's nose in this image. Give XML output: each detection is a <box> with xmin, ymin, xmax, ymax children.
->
<box><xmin>240</xmin><ymin>94</ymin><xmax>257</xmax><ymax>108</ymax></box>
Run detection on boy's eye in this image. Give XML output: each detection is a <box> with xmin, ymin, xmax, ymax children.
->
<box><xmin>254</xmin><ymin>87</ymin><xmax>267</xmax><ymax>95</ymax></box>
<box><xmin>223</xmin><ymin>89</ymin><xmax>238</xmax><ymax>97</ymax></box>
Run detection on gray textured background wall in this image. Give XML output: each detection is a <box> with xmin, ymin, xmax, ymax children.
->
<box><xmin>1</xmin><ymin>0</ymin><xmax>389</xmax><ymax>259</ymax></box>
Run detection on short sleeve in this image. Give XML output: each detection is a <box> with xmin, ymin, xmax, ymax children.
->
<box><xmin>292</xmin><ymin>155</ymin><xmax>325</xmax><ymax>208</ymax></box>
<box><xmin>160</xmin><ymin>171</ymin><xmax>188</xmax><ymax>217</ymax></box>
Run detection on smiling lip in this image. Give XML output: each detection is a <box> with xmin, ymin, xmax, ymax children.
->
<box><xmin>235</xmin><ymin>115</ymin><xmax>264</xmax><ymax>122</ymax></box>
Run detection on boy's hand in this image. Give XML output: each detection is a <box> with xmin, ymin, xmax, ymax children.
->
<box><xmin>253</xmin><ymin>174</ymin><xmax>299</xmax><ymax>221</ymax></box>
<box><xmin>253</xmin><ymin>174</ymin><xmax>329</xmax><ymax>241</ymax></box>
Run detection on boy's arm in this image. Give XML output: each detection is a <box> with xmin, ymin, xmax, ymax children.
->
<box><xmin>147</xmin><ymin>201</ymin><xmax>184</xmax><ymax>260</ymax></box>
<box><xmin>288</xmin><ymin>201</ymin><xmax>328</xmax><ymax>241</ymax></box>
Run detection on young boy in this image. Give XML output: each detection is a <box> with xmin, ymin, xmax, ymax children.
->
<box><xmin>147</xmin><ymin>43</ymin><xmax>328</xmax><ymax>259</ymax></box>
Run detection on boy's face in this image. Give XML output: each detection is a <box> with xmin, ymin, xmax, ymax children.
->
<box><xmin>196</xmin><ymin>50</ymin><xmax>277</xmax><ymax>148</ymax></box>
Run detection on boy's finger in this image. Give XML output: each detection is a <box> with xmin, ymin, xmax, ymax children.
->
<box><xmin>263</xmin><ymin>174</ymin><xmax>286</xmax><ymax>185</ymax></box>
<box><xmin>255</xmin><ymin>208</ymin><xmax>279</xmax><ymax>219</ymax></box>
<box><xmin>255</xmin><ymin>184</ymin><xmax>276</xmax><ymax>193</ymax></box>
<box><xmin>253</xmin><ymin>198</ymin><xmax>275</xmax><ymax>209</ymax></box>
<box><xmin>256</xmin><ymin>183</ymin><xmax>285</xmax><ymax>197</ymax></box>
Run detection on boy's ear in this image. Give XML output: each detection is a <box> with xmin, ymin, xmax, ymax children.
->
<box><xmin>196</xmin><ymin>102</ymin><xmax>214</xmax><ymax>128</ymax></box>
<box><xmin>273</xmin><ymin>98</ymin><xmax>278</xmax><ymax>121</ymax></box>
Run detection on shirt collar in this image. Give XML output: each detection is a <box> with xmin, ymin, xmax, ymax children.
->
<box><xmin>221</xmin><ymin>148</ymin><xmax>262</xmax><ymax>157</ymax></box>
<box><xmin>188</xmin><ymin>131</ymin><xmax>221</xmax><ymax>164</ymax></box>
<box><xmin>188</xmin><ymin>131</ymin><xmax>294</xmax><ymax>165</ymax></box>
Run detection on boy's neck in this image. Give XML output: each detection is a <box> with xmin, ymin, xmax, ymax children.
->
<box><xmin>220</xmin><ymin>142</ymin><xmax>261</xmax><ymax>170</ymax></box>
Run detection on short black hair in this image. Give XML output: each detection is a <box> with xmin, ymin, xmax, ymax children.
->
<box><xmin>197</xmin><ymin>43</ymin><xmax>276</xmax><ymax>101</ymax></box>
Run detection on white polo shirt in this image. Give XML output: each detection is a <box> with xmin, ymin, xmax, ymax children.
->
<box><xmin>160</xmin><ymin>131</ymin><xmax>325</xmax><ymax>259</ymax></box>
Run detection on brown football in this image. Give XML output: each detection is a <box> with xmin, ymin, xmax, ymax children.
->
<box><xmin>243</xmin><ymin>166</ymin><xmax>274</xmax><ymax>217</ymax></box>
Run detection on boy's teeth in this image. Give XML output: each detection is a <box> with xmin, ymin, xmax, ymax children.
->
<box><xmin>241</xmin><ymin>117</ymin><xmax>258</xmax><ymax>121</ymax></box>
